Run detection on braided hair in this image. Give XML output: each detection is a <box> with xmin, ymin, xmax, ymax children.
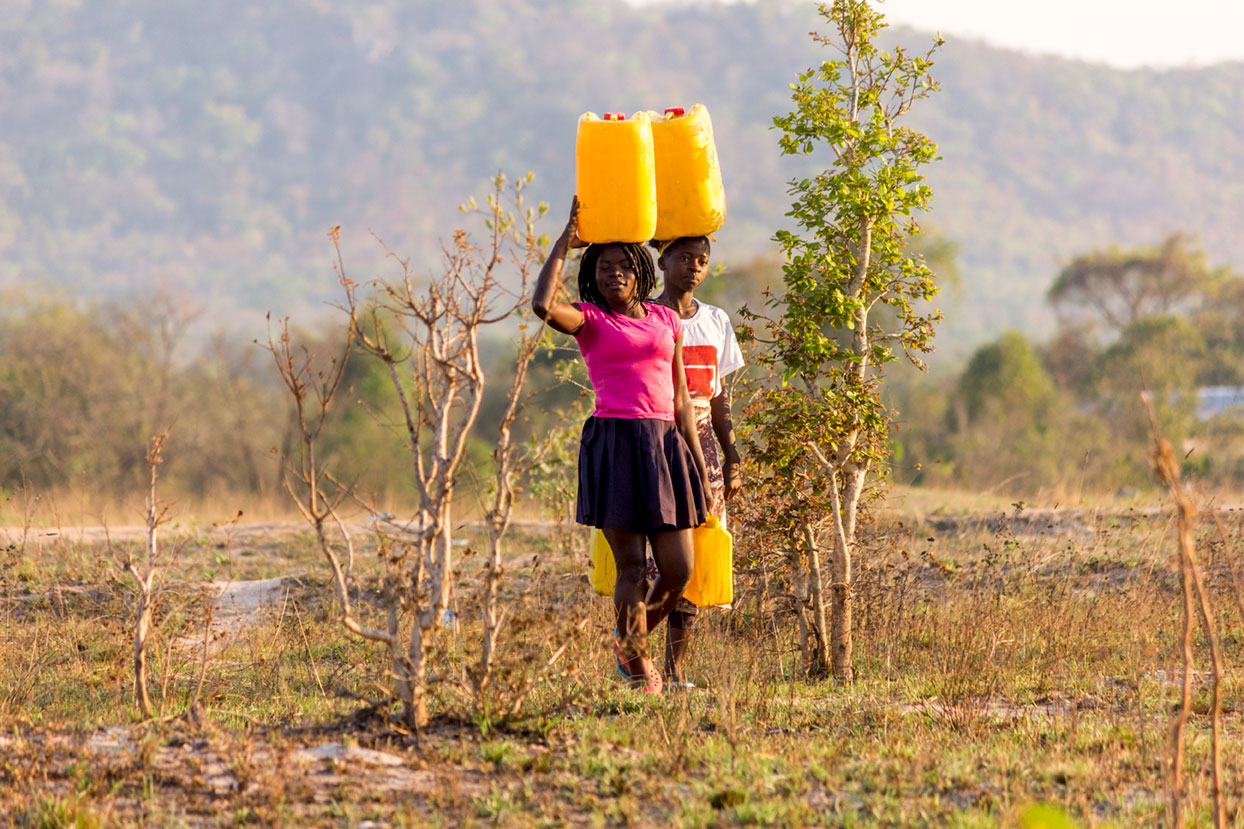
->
<box><xmin>577</xmin><ymin>242</ymin><xmax>657</xmax><ymax>314</ymax></box>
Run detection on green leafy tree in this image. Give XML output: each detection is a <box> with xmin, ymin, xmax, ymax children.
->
<box><xmin>741</xmin><ymin>1</ymin><xmax>941</xmax><ymax>680</ymax></box>
<box><xmin>948</xmin><ymin>331</ymin><xmax>1085</xmax><ymax>493</ymax></box>
<box><xmin>1092</xmin><ymin>314</ymin><xmax>1205</xmax><ymax>480</ymax></box>
<box><xmin>1047</xmin><ymin>233</ymin><xmax>1225</xmax><ymax>335</ymax></box>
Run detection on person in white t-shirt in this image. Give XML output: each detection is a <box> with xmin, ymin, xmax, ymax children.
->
<box><xmin>645</xmin><ymin>234</ymin><xmax>745</xmax><ymax>688</ymax></box>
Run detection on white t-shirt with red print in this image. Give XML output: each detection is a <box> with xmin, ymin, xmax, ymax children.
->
<box><xmin>680</xmin><ymin>301</ymin><xmax>744</xmax><ymax>400</ymax></box>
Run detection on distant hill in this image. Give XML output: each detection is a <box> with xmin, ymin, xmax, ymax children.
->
<box><xmin>4</xmin><ymin>0</ymin><xmax>1243</xmax><ymax>359</ymax></box>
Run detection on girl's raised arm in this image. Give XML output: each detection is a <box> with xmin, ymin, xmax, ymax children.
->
<box><xmin>532</xmin><ymin>198</ymin><xmax>587</xmax><ymax>335</ymax></box>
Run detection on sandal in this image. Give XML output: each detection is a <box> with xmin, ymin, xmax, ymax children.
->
<box><xmin>612</xmin><ymin>628</ymin><xmax>636</xmax><ymax>681</ymax></box>
<box><xmin>614</xmin><ymin>629</ymin><xmax>662</xmax><ymax>694</ymax></box>
<box><xmin>637</xmin><ymin>659</ymin><xmax>663</xmax><ymax>695</ymax></box>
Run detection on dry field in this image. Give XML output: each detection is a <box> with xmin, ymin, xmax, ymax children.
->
<box><xmin>2</xmin><ymin>495</ymin><xmax>1242</xmax><ymax>827</ymax></box>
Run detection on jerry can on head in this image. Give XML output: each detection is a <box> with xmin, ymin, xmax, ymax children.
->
<box><xmin>575</xmin><ymin>112</ymin><xmax>658</xmax><ymax>244</ymax></box>
<box><xmin>649</xmin><ymin>104</ymin><xmax>726</xmax><ymax>241</ymax></box>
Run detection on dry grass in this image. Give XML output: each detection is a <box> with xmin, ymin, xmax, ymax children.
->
<box><xmin>1</xmin><ymin>497</ymin><xmax>1242</xmax><ymax>826</ymax></box>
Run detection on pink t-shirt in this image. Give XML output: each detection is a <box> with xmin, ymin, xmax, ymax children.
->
<box><xmin>574</xmin><ymin>302</ymin><xmax>681</xmax><ymax>421</ymax></box>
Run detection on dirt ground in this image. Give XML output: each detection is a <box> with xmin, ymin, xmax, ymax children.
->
<box><xmin>2</xmin><ymin>505</ymin><xmax>1240</xmax><ymax>826</ymax></box>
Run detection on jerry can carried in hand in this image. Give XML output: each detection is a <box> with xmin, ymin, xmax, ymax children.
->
<box><xmin>575</xmin><ymin>111</ymin><xmax>658</xmax><ymax>244</ymax></box>
<box><xmin>682</xmin><ymin>515</ymin><xmax>733</xmax><ymax>607</ymax></box>
<box><xmin>589</xmin><ymin>529</ymin><xmax>617</xmax><ymax>597</ymax></box>
<box><xmin>588</xmin><ymin>517</ymin><xmax>733</xmax><ymax>607</ymax></box>
<box><xmin>649</xmin><ymin>104</ymin><xmax>726</xmax><ymax>240</ymax></box>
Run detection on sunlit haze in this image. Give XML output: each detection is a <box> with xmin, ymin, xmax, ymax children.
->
<box><xmin>625</xmin><ymin>0</ymin><xmax>1244</xmax><ymax>68</ymax></box>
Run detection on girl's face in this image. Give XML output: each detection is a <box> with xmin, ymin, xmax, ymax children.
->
<box><xmin>658</xmin><ymin>238</ymin><xmax>711</xmax><ymax>294</ymax></box>
<box><xmin>595</xmin><ymin>245</ymin><xmax>639</xmax><ymax>305</ymax></box>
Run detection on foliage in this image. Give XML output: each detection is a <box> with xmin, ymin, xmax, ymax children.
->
<box><xmin>1047</xmin><ymin>233</ymin><xmax>1227</xmax><ymax>334</ymax></box>
<box><xmin>5</xmin><ymin>0</ymin><xmax>1244</xmax><ymax>349</ymax></box>
<box><xmin>955</xmin><ymin>332</ymin><xmax>1059</xmax><ymax>425</ymax></box>
<box><xmin>888</xmin><ymin>232</ymin><xmax>1244</xmax><ymax>496</ymax></box>
<box><xmin>1090</xmin><ymin>315</ymin><xmax>1204</xmax><ymax>479</ymax></box>
<box><xmin>944</xmin><ymin>332</ymin><xmax>1102</xmax><ymax>495</ymax></box>
<box><xmin>739</xmin><ymin>1</ymin><xmax>942</xmax><ymax>678</ymax></box>
<box><xmin>0</xmin><ymin>292</ymin><xmax>280</xmax><ymax>498</ymax></box>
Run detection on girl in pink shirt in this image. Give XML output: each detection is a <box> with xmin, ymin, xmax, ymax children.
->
<box><xmin>532</xmin><ymin>199</ymin><xmax>709</xmax><ymax>694</ymax></box>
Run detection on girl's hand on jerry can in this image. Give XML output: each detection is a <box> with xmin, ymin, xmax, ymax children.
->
<box><xmin>564</xmin><ymin>196</ymin><xmax>587</xmax><ymax>249</ymax></box>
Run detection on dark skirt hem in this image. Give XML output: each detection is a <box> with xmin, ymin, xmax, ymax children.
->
<box><xmin>575</xmin><ymin>416</ymin><xmax>707</xmax><ymax>534</ymax></box>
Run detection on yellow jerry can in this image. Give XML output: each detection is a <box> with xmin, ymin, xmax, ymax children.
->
<box><xmin>649</xmin><ymin>104</ymin><xmax>726</xmax><ymax>241</ymax></box>
<box><xmin>682</xmin><ymin>515</ymin><xmax>733</xmax><ymax>607</ymax></box>
<box><xmin>588</xmin><ymin>517</ymin><xmax>733</xmax><ymax>607</ymax></box>
<box><xmin>575</xmin><ymin>111</ymin><xmax>658</xmax><ymax>244</ymax></box>
<box><xmin>589</xmin><ymin>528</ymin><xmax>617</xmax><ymax>597</ymax></box>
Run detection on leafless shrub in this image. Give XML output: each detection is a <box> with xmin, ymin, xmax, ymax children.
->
<box><xmin>272</xmin><ymin>173</ymin><xmax>552</xmax><ymax>730</ymax></box>
<box><xmin>265</xmin><ymin>272</ymin><xmax>396</xmax><ymax>705</ymax></box>
<box><xmin>523</xmin><ymin>358</ymin><xmax>593</xmax><ymax>555</ymax></box>
<box><xmin>0</xmin><ymin>471</ymin><xmax>36</xmax><ymax>563</ymax></box>
<box><xmin>1145</xmin><ymin>393</ymin><xmax>1226</xmax><ymax>829</ymax></box>
<box><xmin>113</xmin><ymin>429</ymin><xmax>175</xmax><ymax>719</ymax></box>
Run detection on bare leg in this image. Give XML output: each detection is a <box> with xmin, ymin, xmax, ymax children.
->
<box><xmin>645</xmin><ymin>528</ymin><xmax>694</xmax><ymax>633</ymax></box>
<box><xmin>603</xmin><ymin>528</ymin><xmax>650</xmax><ymax>674</ymax></box>
<box><xmin>664</xmin><ymin>609</ymin><xmax>694</xmax><ymax>683</ymax></box>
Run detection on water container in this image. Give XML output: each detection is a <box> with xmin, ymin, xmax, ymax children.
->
<box><xmin>650</xmin><ymin>104</ymin><xmax>726</xmax><ymax>240</ymax></box>
<box><xmin>589</xmin><ymin>529</ymin><xmax>617</xmax><ymax>596</ymax></box>
<box><xmin>682</xmin><ymin>515</ymin><xmax>733</xmax><ymax>607</ymax></box>
<box><xmin>588</xmin><ymin>518</ymin><xmax>733</xmax><ymax>606</ymax></box>
<box><xmin>575</xmin><ymin>112</ymin><xmax>658</xmax><ymax>244</ymax></box>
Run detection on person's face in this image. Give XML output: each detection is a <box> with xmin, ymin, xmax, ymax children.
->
<box><xmin>595</xmin><ymin>245</ymin><xmax>639</xmax><ymax>305</ymax></box>
<box><xmin>658</xmin><ymin>238</ymin><xmax>711</xmax><ymax>294</ymax></box>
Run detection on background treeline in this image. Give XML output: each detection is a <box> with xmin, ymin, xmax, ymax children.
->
<box><xmin>9</xmin><ymin>232</ymin><xmax>1244</xmax><ymax>505</ymax></box>
<box><xmin>0</xmin><ymin>284</ymin><xmax>585</xmax><ymax>510</ymax></box>
<box><xmin>9</xmin><ymin>0</ymin><xmax>1244</xmax><ymax>504</ymax></box>
<box><xmin>4</xmin><ymin>0</ymin><xmax>1244</xmax><ymax>350</ymax></box>
<box><xmin>888</xmin><ymin>235</ymin><xmax>1244</xmax><ymax>496</ymax></box>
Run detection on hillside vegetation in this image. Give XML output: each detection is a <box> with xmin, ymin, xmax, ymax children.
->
<box><xmin>4</xmin><ymin>0</ymin><xmax>1244</xmax><ymax>351</ymax></box>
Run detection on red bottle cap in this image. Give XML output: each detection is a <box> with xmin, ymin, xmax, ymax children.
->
<box><xmin>604</xmin><ymin>112</ymin><xmax>624</xmax><ymax>121</ymax></box>
<box><xmin>664</xmin><ymin>107</ymin><xmax>685</xmax><ymax>117</ymax></box>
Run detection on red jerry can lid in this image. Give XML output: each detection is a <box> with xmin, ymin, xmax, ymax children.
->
<box><xmin>664</xmin><ymin>107</ymin><xmax>685</xmax><ymax>117</ymax></box>
<box><xmin>604</xmin><ymin>112</ymin><xmax>625</xmax><ymax>121</ymax></box>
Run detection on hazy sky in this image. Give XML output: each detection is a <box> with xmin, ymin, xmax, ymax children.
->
<box><xmin>625</xmin><ymin>0</ymin><xmax>1244</xmax><ymax>68</ymax></box>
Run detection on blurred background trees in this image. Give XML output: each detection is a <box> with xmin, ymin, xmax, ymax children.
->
<box><xmin>7</xmin><ymin>0</ymin><xmax>1244</xmax><ymax>506</ymax></box>
<box><xmin>4</xmin><ymin>0</ymin><xmax>1244</xmax><ymax>350</ymax></box>
<box><xmin>886</xmin><ymin>233</ymin><xmax>1244</xmax><ymax>497</ymax></box>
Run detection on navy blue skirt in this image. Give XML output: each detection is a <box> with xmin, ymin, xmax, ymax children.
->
<box><xmin>576</xmin><ymin>416</ymin><xmax>708</xmax><ymax>533</ymax></box>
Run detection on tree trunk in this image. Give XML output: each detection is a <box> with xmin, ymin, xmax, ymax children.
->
<box><xmin>829</xmin><ymin>543</ymin><xmax>852</xmax><ymax>682</ymax></box>
<box><xmin>407</xmin><ymin>622</ymin><xmax>429</xmax><ymax>729</ymax></box>
<box><xmin>133</xmin><ymin>597</ymin><xmax>154</xmax><ymax>718</ymax></box>
<box><xmin>828</xmin><ymin>467</ymin><xmax>865</xmax><ymax>683</ymax></box>
<box><xmin>801</xmin><ymin>522</ymin><xmax>832</xmax><ymax>674</ymax></box>
<box><xmin>785</xmin><ymin>545</ymin><xmax>813</xmax><ymax>669</ymax></box>
<box><xmin>478</xmin><ymin>525</ymin><xmax>503</xmax><ymax>693</ymax></box>
<box><xmin>406</xmin><ymin>500</ymin><xmax>454</xmax><ymax>729</ymax></box>
<box><xmin>388</xmin><ymin>602</ymin><xmax>412</xmax><ymax>723</ymax></box>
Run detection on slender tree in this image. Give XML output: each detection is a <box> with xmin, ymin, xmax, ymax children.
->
<box><xmin>741</xmin><ymin>1</ymin><xmax>941</xmax><ymax>680</ymax></box>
